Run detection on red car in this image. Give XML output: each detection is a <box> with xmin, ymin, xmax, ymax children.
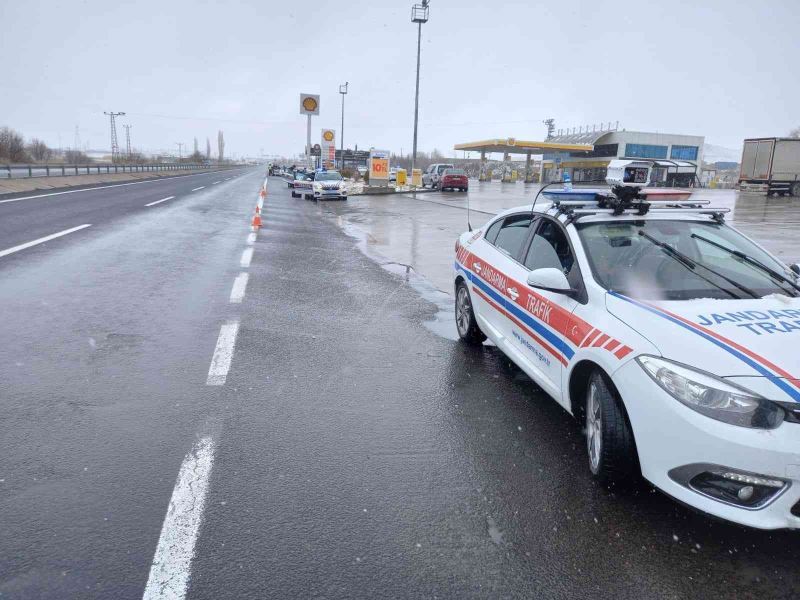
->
<box><xmin>438</xmin><ymin>168</ymin><xmax>468</xmax><ymax>192</ymax></box>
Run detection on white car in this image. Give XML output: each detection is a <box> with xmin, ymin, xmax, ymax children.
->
<box><xmin>453</xmin><ymin>191</ymin><xmax>800</xmax><ymax>529</ymax></box>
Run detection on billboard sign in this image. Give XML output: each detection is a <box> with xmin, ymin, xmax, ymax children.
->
<box><xmin>369</xmin><ymin>149</ymin><xmax>390</xmax><ymax>185</ymax></box>
<box><xmin>299</xmin><ymin>93</ymin><xmax>320</xmax><ymax>115</ymax></box>
<box><xmin>321</xmin><ymin>129</ymin><xmax>336</xmax><ymax>168</ymax></box>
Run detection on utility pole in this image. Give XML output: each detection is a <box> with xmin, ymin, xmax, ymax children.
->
<box><xmin>339</xmin><ymin>82</ymin><xmax>348</xmax><ymax>170</ymax></box>
<box><xmin>123</xmin><ymin>124</ymin><xmax>133</xmax><ymax>160</ymax></box>
<box><xmin>176</xmin><ymin>142</ymin><xmax>183</xmax><ymax>161</ymax></box>
<box><xmin>543</xmin><ymin>118</ymin><xmax>555</xmax><ymax>140</ymax></box>
<box><xmin>104</xmin><ymin>111</ymin><xmax>125</xmax><ymax>162</ymax></box>
<box><xmin>410</xmin><ymin>1</ymin><xmax>430</xmax><ymax>190</ymax></box>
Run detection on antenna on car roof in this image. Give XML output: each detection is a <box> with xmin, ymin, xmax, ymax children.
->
<box><xmin>467</xmin><ymin>186</ymin><xmax>472</xmax><ymax>232</ymax></box>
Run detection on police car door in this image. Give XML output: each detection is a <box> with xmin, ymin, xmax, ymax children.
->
<box><xmin>470</xmin><ymin>213</ymin><xmax>535</xmax><ymax>342</ymax></box>
<box><xmin>501</xmin><ymin>217</ymin><xmax>581</xmax><ymax>398</ymax></box>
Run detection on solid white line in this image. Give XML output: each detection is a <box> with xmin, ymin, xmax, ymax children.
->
<box><xmin>240</xmin><ymin>247</ymin><xmax>253</xmax><ymax>268</ymax></box>
<box><xmin>0</xmin><ymin>171</ymin><xmax>223</xmax><ymax>205</ymax></box>
<box><xmin>145</xmin><ymin>196</ymin><xmax>175</xmax><ymax>207</ymax></box>
<box><xmin>191</xmin><ymin>186</ymin><xmax>205</xmax><ymax>192</ymax></box>
<box><xmin>206</xmin><ymin>321</ymin><xmax>239</xmax><ymax>385</ymax></box>
<box><xmin>229</xmin><ymin>272</ymin><xmax>249</xmax><ymax>303</ymax></box>
<box><xmin>142</xmin><ymin>436</ymin><xmax>215</xmax><ymax>600</ymax></box>
<box><xmin>246</xmin><ymin>232</ymin><xmax>257</xmax><ymax>245</ymax></box>
<box><xmin>0</xmin><ymin>224</ymin><xmax>92</xmax><ymax>258</ymax></box>
<box><xmin>257</xmin><ymin>197</ymin><xmax>263</xmax><ymax>210</ymax></box>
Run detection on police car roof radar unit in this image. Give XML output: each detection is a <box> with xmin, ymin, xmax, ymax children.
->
<box><xmin>453</xmin><ymin>176</ymin><xmax>800</xmax><ymax>530</ymax></box>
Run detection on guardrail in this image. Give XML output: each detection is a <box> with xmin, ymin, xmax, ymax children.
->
<box><xmin>1</xmin><ymin>163</ymin><xmax>220</xmax><ymax>179</ymax></box>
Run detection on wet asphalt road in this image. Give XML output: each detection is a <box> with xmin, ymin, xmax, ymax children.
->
<box><xmin>1</xmin><ymin>174</ymin><xmax>799</xmax><ymax>599</ymax></box>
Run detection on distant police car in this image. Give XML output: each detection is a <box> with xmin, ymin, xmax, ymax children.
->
<box><xmin>292</xmin><ymin>169</ymin><xmax>347</xmax><ymax>201</ymax></box>
<box><xmin>453</xmin><ymin>160</ymin><xmax>800</xmax><ymax>529</ymax></box>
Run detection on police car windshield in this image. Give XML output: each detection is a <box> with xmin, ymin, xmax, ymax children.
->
<box><xmin>316</xmin><ymin>172</ymin><xmax>342</xmax><ymax>181</ymax></box>
<box><xmin>576</xmin><ymin>220</ymin><xmax>799</xmax><ymax>301</ymax></box>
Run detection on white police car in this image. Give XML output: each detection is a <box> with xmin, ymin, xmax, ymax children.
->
<box><xmin>453</xmin><ymin>160</ymin><xmax>800</xmax><ymax>529</ymax></box>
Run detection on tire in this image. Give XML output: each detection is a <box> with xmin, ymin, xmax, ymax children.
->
<box><xmin>585</xmin><ymin>370</ymin><xmax>639</xmax><ymax>486</ymax></box>
<box><xmin>291</xmin><ymin>191</ymin><xmax>299</xmax><ymax>198</ymax></box>
<box><xmin>791</xmin><ymin>182</ymin><xmax>800</xmax><ymax>197</ymax></box>
<box><xmin>455</xmin><ymin>281</ymin><xmax>486</xmax><ymax>345</ymax></box>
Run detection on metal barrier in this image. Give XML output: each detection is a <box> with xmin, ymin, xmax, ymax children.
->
<box><xmin>1</xmin><ymin>163</ymin><xmax>229</xmax><ymax>179</ymax></box>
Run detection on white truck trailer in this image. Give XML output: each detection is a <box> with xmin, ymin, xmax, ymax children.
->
<box><xmin>739</xmin><ymin>137</ymin><xmax>800</xmax><ymax>196</ymax></box>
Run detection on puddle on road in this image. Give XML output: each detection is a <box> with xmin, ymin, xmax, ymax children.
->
<box><xmin>334</xmin><ymin>217</ymin><xmax>459</xmax><ymax>341</ymax></box>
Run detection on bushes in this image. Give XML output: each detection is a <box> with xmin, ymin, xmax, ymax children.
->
<box><xmin>0</xmin><ymin>126</ymin><xmax>28</xmax><ymax>162</ymax></box>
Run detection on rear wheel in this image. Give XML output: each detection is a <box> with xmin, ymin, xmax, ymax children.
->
<box><xmin>455</xmin><ymin>281</ymin><xmax>486</xmax><ymax>345</ymax></box>
<box><xmin>791</xmin><ymin>182</ymin><xmax>800</xmax><ymax>197</ymax></box>
<box><xmin>585</xmin><ymin>371</ymin><xmax>639</xmax><ymax>486</ymax></box>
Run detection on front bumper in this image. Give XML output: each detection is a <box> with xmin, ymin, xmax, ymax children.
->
<box><xmin>313</xmin><ymin>189</ymin><xmax>346</xmax><ymax>200</ymax></box>
<box><xmin>614</xmin><ymin>360</ymin><xmax>800</xmax><ymax>529</ymax></box>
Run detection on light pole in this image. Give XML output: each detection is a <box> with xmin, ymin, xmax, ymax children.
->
<box><xmin>339</xmin><ymin>82</ymin><xmax>348</xmax><ymax>171</ymax></box>
<box><xmin>410</xmin><ymin>1</ymin><xmax>429</xmax><ymax>189</ymax></box>
<box><xmin>176</xmin><ymin>142</ymin><xmax>183</xmax><ymax>162</ymax></box>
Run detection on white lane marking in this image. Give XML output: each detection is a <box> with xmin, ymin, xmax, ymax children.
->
<box><xmin>0</xmin><ymin>171</ymin><xmax>229</xmax><ymax>205</ymax></box>
<box><xmin>246</xmin><ymin>232</ymin><xmax>257</xmax><ymax>245</ymax></box>
<box><xmin>145</xmin><ymin>196</ymin><xmax>175</xmax><ymax>207</ymax></box>
<box><xmin>212</xmin><ymin>181</ymin><xmax>221</xmax><ymax>185</ymax></box>
<box><xmin>206</xmin><ymin>321</ymin><xmax>239</xmax><ymax>385</ymax></box>
<box><xmin>0</xmin><ymin>224</ymin><xmax>92</xmax><ymax>258</ymax></box>
<box><xmin>240</xmin><ymin>247</ymin><xmax>253</xmax><ymax>268</ymax></box>
<box><xmin>142</xmin><ymin>436</ymin><xmax>215</xmax><ymax>600</ymax></box>
<box><xmin>257</xmin><ymin>197</ymin><xmax>263</xmax><ymax>210</ymax></box>
<box><xmin>229</xmin><ymin>272</ymin><xmax>249</xmax><ymax>303</ymax></box>
<box><xmin>191</xmin><ymin>186</ymin><xmax>205</xmax><ymax>192</ymax></box>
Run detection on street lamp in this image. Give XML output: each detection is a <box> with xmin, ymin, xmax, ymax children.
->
<box><xmin>410</xmin><ymin>0</ymin><xmax>429</xmax><ymax>189</ymax></box>
<box><xmin>339</xmin><ymin>82</ymin><xmax>348</xmax><ymax>170</ymax></box>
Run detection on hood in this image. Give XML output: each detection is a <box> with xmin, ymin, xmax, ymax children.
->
<box><xmin>606</xmin><ymin>292</ymin><xmax>800</xmax><ymax>402</ymax></box>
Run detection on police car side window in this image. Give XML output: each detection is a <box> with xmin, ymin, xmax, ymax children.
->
<box><xmin>492</xmin><ymin>215</ymin><xmax>533</xmax><ymax>259</ymax></box>
<box><xmin>524</xmin><ymin>220</ymin><xmax>577</xmax><ymax>281</ymax></box>
<box><xmin>484</xmin><ymin>219</ymin><xmax>503</xmax><ymax>244</ymax></box>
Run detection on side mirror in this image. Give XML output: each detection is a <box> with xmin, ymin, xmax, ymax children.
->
<box><xmin>791</xmin><ymin>263</ymin><xmax>800</xmax><ymax>276</ymax></box>
<box><xmin>526</xmin><ymin>268</ymin><xmax>577</xmax><ymax>296</ymax></box>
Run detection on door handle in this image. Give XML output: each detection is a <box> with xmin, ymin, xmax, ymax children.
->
<box><xmin>507</xmin><ymin>287</ymin><xmax>519</xmax><ymax>300</ymax></box>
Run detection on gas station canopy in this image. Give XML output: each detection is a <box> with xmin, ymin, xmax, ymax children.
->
<box><xmin>454</xmin><ymin>138</ymin><xmax>594</xmax><ymax>155</ymax></box>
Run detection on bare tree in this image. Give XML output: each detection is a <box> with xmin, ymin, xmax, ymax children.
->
<box><xmin>0</xmin><ymin>126</ymin><xmax>28</xmax><ymax>162</ymax></box>
<box><xmin>206</xmin><ymin>137</ymin><xmax>211</xmax><ymax>160</ymax></box>
<box><xmin>789</xmin><ymin>126</ymin><xmax>800</xmax><ymax>138</ymax></box>
<box><xmin>27</xmin><ymin>138</ymin><xmax>53</xmax><ymax>162</ymax></box>
<box><xmin>64</xmin><ymin>149</ymin><xmax>91</xmax><ymax>163</ymax></box>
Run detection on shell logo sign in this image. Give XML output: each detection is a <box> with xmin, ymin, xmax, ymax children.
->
<box><xmin>320</xmin><ymin>129</ymin><xmax>336</xmax><ymax>167</ymax></box>
<box><xmin>299</xmin><ymin>93</ymin><xmax>320</xmax><ymax>115</ymax></box>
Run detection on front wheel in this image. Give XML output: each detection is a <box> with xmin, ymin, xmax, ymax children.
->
<box><xmin>585</xmin><ymin>371</ymin><xmax>639</xmax><ymax>486</ymax></box>
<box><xmin>455</xmin><ymin>281</ymin><xmax>486</xmax><ymax>345</ymax></box>
<box><xmin>791</xmin><ymin>182</ymin><xmax>800</xmax><ymax>197</ymax></box>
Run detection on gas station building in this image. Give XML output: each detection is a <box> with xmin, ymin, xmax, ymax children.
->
<box><xmin>455</xmin><ymin>128</ymin><xmax>705</xmax><ymax>186</ymax></box>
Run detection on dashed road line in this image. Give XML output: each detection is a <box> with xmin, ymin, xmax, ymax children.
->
<box><xmin>246</xmin><ymin>232</ymin><xmax>257</xmax><ymax>245</ymax></box>
<box><xmin>229</xmin><ymin>272</ymin><xmax>249</xmax><ymax>303</ymax></box>
<box><xmin>142</xmin><ymin>436</ymin><xmax>215</xmax><ymax>600</ymax></box>
<box><xmin>212</xmin><ymin>181</ymin><xmax>221</xmax><ymax>185</ymax></box>
<box><xmin>0</xmin><ymin>224</ymin><xmax>92</xmax><ymax>258</ymax></box>
<box><xmin>191</xmin><ymin>186</ymin><xmax>205</xmax><ymax>192</ymax></box>
<box><xmin>206</xmin><ymin>321</ymin><xmax>240</xmax><ymax>386</ymax></box>
<box><xmin>145</xmin><ymin>196</ymin><xmax>175</xmax><ymax>207</ymax></box>
<box><xmin>240</xmin><ymin>247</ymin><xmax>253</xmax><ymax>268</ymax></box>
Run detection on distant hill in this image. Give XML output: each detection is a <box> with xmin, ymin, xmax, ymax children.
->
<box><xmin>704</xmin><ymin>143</ymin><xmax>741</xmax><ymax>164</ymax></box>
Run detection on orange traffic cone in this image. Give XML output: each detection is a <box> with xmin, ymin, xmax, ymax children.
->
<box><xmin>255</xmin><ymin>205</ymin><xmax>260</xmax><ymax>214</ymax></box>
<box><xmin>251</xmin><ymin>212</ymin><xmax>262</xmax><ymax>228</ymax></box>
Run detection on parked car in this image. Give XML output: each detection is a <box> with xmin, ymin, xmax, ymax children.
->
<box><xmin>289</xmin><ymin>171</ymin><xmax>311</xmax><ymax>193</ymax></box>
<box><xmin>389</xmin><ymin>167</ymin><xmax>398</xmax><ymax>183</ymax></box>
<box><xmin>453</xmin><ymin>185</ymin><xmax>800</xmax><ymax>530</ymax></box>
<box><xmin>439</xmin><ymin>168</ymin><xmax>469</xmax><ymax>192</ymax></box>
<box><xmin>422</xmin><ymin>163</ymin><xmax>455</xmax><ymax>188</ymax></box>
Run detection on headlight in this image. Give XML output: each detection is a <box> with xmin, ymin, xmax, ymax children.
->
<box><xmin>636</xmin><ymin>356</ymin><xmax>784</xmax><ymax>429</ymax></box>
<box><xmin>313</xmin><ymin>182</ymin><xmax>322</xmax><ymax>191</ymax></box>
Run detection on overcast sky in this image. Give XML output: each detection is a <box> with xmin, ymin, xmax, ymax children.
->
<box><xmin>2</xmin><ymin>0</ymin><xmax>798</xmax><ymax>159</ymax></box>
